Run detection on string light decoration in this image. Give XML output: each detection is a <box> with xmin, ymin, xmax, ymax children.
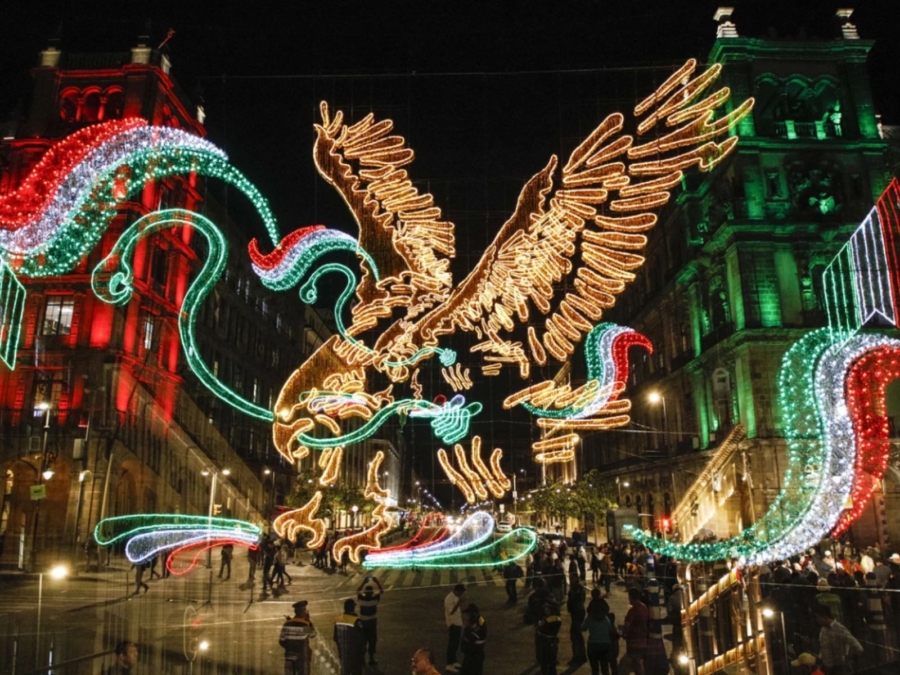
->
<box><xmin>0</xmin><ymin>258</ymin><xmax>26</xmax><ymax>369</ymax></box>
<box><xmin>504</xmin><ymin>323</ymin><xmax>650</xmax><ymax>420</ymax></box>
<box><xmin>125</xmin><ymin>528</ymin><xmax>259</xmax><ymax>565</ymax></box>
<box><xmin>273</xmin><ymin>491</ymin><xmax>327</xmax><ymax>549</ymax></box>
<box><xmin>265</xmin><ymin>64</ymin><xmax>749</xmax><ymax>512</ymax></box>
<box><xmin>94</xmin><ymin>514</ymin><xmax>261</xmax><ymax>567</ymax></box>
<box><xmin>365</xmin><ymin>512</ymin><xmax>537</xmax><ymax>569</ymax></box>
<box><xmin>629</xmin><ymin>332</ymin><xmax>900</xmax><ymax>564</ymax></box>
<box><xmin>331</xmin><ymin>451</ymin><xmax>393</xmax><ymax>564</ymax></box>
<box><xmin>822</xmin><ymin>178</ymin><xmax>900</xmax><ymax>338</ymax></box>
<box><xmin>0</xmin><ymin>120</ymin><xmax>279</xmax><ymax>277</ymax></box>
<box><xmin>365</xmin><ymin>511</ymin><xmax>494</xmax><ymax>566</ymax></box>
<box><xmin>436</xmin><ymin>436</ymin><xmax>511</xmax><ymax>504</ymax></box>
<box><xmin>166</xmin><ymin>539</ymin><xmax>256</xmax><ymax>576</ymax></box>
<box><xmin>92</xmin><ymin>209</ymin><xmax>275</xmax><ymax>421</ymax></box>
<box><xmin>831</xmin><ymin>344</ymin><xmax>900</xmax><ymax>536</ymax></box>
<box><xmin>0</xmin><ymin>62</ymin><xmax>751</xmax><ymax>541</ymax></box>
<box><xmin>375</xmin><ymin>513</ymin><xmax>446</xmax><ymax>554</ymax></box>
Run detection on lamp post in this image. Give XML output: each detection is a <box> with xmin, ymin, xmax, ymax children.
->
<box><xmin>29</xmin><ymin>403</ymin><xmax>52</xmax><ymax>572</ymax></box>
<box><xmin>202</xmin><ymin>467</ymin><xmax>230</xmax><ymax>568</ymax></box>
<box><xmin>648</xmin><ymin>390</ymin><xmax>668</xmax><ymax>453</ymax></box>
<box><xmin>36</xmin><ymin>564</ymin><xmax>68</xmax><ymax>666</ymax></box>
<box><xmin>351</xmin><ymin>504</ymin><xmax>359</xmax><ymax>530</ymax></box>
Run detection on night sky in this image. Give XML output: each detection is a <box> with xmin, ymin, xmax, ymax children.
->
<box><xmin>2</xmin><ymin>0</ymin><xmax>899</xmax><ymax>499</ymax></box>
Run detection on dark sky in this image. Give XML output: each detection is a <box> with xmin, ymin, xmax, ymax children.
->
<box><xmin>3</xmin><ymin>0</ymin><xmax>899</xmax><ymax>242</ymax></box>
<box><xmin>2</xmin><ymin>0</ymin><xmax>899</xmax><ymax>496</ymax></box>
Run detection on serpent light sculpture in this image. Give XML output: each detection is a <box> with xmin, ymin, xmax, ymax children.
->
<box><xmin>94</xmin><ymin>514</ymin><xmax>261</xmax><ymax>574</ymax></box>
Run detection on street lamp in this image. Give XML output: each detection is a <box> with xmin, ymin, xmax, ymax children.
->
<box><xmin>36</xmin><ymin>564</ymin><xmax>68</xmax><ymax>665</ymax></box>
<box><xmin>29</xmin><ymin>403</ymin><xmax>53</xmax><ymax>572</ymax></box>
<box><xmin>351</xmin><ymin>504</ymin><xmax>359</xmax><ymax>530</ymax></box>
<box><xmin>203</xmin><ymin>468</ymin><xmax>230</xmax><ymax>568</ymax></box>
<box><xmin>648</xmin><ymin>390</ymin><xmax>669</xmax><ymax>452</ymax></box>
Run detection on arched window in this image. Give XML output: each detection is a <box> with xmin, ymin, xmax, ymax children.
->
<box><xmin>105</xmin><ymin>89</ymin><xmax>124</xmax><ymax>119</ymax></box>
<box><xmin>59</xmin><ymin>89</ymin><xmax>80</xmax><ymax>122</ymax></box>
<box><xmin>81</xmin><ymin>90</ymin><xmax>103</xmax><ymax>122</ymax></box>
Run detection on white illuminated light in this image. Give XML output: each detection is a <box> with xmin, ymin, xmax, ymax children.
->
<box><xmin>42</xmin><ymin>470</ymin><xmax>54</xmax><ymax>481</ymax></box>
<box><xmin>49</xmin><ymin>564</ymin><xmax>68</xmax><ymax>580</ymax></box>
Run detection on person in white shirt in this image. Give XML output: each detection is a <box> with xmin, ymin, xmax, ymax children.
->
<box><xmin>444</xmin><ymin>584</ymin><xmax>467</xmax><ymax>672</ymax></box>
<box><xmin>860</xmin><ymin>549</ymin><xmax>875</xmax><ymax>575</ymax></box>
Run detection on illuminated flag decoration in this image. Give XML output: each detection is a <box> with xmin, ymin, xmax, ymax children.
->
<box><xmin>823</xmin><ymin>178</ymin><xmax>900</xmax><ymax>338</ymax></box>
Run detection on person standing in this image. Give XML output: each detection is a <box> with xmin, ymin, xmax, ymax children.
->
<box><xmin>411</xmin><ymin>648</ymin><xmax>442</xmax><ymax>675</ymax></box>
<box><xmin>247</xmin><ymin>543</ymin><xmax>260</xmax><ymax>582</ymax></box>
<box><xmin>536</xmin><ymin>600</ymin><xmax>562</xmax><ymax>675</ymax></box>
<box><xmin>504</xmin><ymin>561</ymin><xmax>524</xmax><ymax>603</ymax></box>
<box><xmin>567</xmin><ymin>577</ymin><xmax>587</xmax><ymax>666</ymax></box>
<box><xmin>582</xmin><ymin>603</ymin><xmax>614</xmax><ymax>675</ymax></box>
<box><xmin>619</xmin><ymin>588</ymin><xmax>649</xmax><ymax>675</ymax></box>
<box><xmin>262</xmin><ymin>539</ymin><xmax>276</xmax><ymax>592</ymax></box>
<box><xmin>444</xmin><ymin>584</ymin><xmax>467</xmax><ymax>672</ymax></box>
<box><xmin>813</xmin><ymin>605</ymin><xmax>862</xmax><ymax>675</ymax></box>
<box><xmin>219</xmin><ymin>543</ymin><xmax>233</xmax><ymax>581</ymax></box>
<box><xmin>460</xmin><ymin>604</ymin><xmax>487</xmax><ymax>675</ymax></box>
<box><xmin>357</xmin><ymin>574</ymin><xmax>384</xmax><ymax>666</ymax></box>
<box><xmin>280</xmin><ymin>600</ymin><xmax>317</xmax><ymax>675</ymax></box>
<box><xmin>334</xmin><ymin>598</ymin><xmax>365</xmax><ymax>675</ymax></box>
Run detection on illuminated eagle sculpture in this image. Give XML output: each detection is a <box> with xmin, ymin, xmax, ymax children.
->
<box><xmin>0</xmin><ymin>58</ymin><xmax>752</xmax><ymax>563</ymax></box>
<box><xmin>252</xmin><ymin>59</ymin><xmax>753</xmax><ymax>557</ymax></box>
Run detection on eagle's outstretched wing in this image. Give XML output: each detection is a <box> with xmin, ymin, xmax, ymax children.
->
<box><xmin>382</xmin><ymin>60</ymin><xmax>753</xmax><ymax>375</ymax></box>
<box><xmin>313</xmin><ymin>103</ymin><xmax>456</xmax><ymax>335</ymax></box>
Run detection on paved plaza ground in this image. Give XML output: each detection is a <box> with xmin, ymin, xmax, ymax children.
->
<box><xmin>0</xmin><ymin>549</ymin><xmax>651</xmax><ymax>674</ymax></box>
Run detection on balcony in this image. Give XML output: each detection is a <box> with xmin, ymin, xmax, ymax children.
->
<box><xmin>700</xmin><ymin>321</ymin><xmax>735</xmax><ymax>352</ymax></box>
<box><xmin>768</xmin><ymin>120</ymin><xmax>841</xmax><ymax>140</ymax></box>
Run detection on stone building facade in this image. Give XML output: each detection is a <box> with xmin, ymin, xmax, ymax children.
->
<box><xmin>0</xmin><ymin>40</ymin><xmax>338</xmax><ymax>569</ymax></box>
<box><xmin>583</xmin><ymin>9</ymin><xmax>900</xmax><ymax>546</ymax></box>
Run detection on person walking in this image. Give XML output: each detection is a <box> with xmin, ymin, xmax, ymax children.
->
<box><xmin>567</xmin><ymin>577</ymin><xmax>588</xmax><ymax>666</ymax></box>
<box><xmin>148</xmin><ymin>554</ymin><xmax>162</xmax><ymax>580</ymax></box>
<box><xmin>334</xmin><ymin>598</ymin><xmax>366</xmax><ymax>675</ymax></box>
<box><xmin>460</xmin><ymin>604</ymin><xmax>487</xmax><ymax>675</ymax></box>
<box><xmin>445</xmin><ymin>584</ymin><xmax>467</xmax><ymax>672</ymax></box>
<box><xmin>219</xmin><ymin>543</ymin><xmax>233</xmax><ymax>581</ymax></box>
<box><xmin>504</xmin><ymin>560</ymin><xmax>524</xmax><ymax>603</ymax></box>
<box><xmin>619</xmin><ymin>588</ymin><xmax>649</xmax><ymax>675</ymax></box>
<box><xmin>357</xmin><ymin>574</ymin><xmax>384</xmax><ymax>666</ymax></box>
<box><xmin>273</xmin><ymin>545</ymin><xmax>293</xmax><ymax>587</ymax></box>
<box><xmin>536</xmin><ymin>600</ymin><xmax>562</xmax><ymax>675</ymax></box>
<box><xmin>131</xmin><ymin>561</ymin><xmax>149</xmax><ymax>595</ymax></box>
<box><xmin>582</xmin><ymin>602</ymin><xmax>614</xmax><ymax>675</ymax></box>
<box><xmin>280</xmin><ymin>600</ymin><xmax>317</xmax><ymax>675</ymax></box>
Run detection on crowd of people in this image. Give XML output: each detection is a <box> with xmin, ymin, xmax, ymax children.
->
<box><xmin>760</xmin><ymin>541</ymin><xmax>900</xmax><ymax>674</ymax></box>
<box><xmin>274</xmin><ymin>526</ymin><xmax>900</xmax><ymax>675</ymax></box>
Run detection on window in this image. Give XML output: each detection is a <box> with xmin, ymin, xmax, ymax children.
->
<box><xmin>150</xmin><ymin>246</ymin><xmax>168</xmax><ymax>287</ymax></box>
<box><xmin>42</xmin><ymin>297</ymin><xmax>75</xmax><ymax>335</ymax></box>
<box><xmin>142</xmin><ymin>316</ymin><xmax>155</xmax><ymax>351</ymax></box>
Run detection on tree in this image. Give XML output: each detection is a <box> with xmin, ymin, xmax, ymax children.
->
<box><xmin>529</xmin><ymin>470</ymin><xmax>617</xmax><ymax>540</ymax></box>
<box><xmin>285</xmin><ymin>469</ymin><xmax>367</xmax><ymax>531</ymax></box>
